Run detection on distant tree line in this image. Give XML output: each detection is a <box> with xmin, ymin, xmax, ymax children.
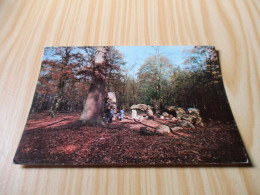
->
<box><xmin>131</xmin><ymin>46</ymin><xmax>234</xmax><ymax>121</ymax></box>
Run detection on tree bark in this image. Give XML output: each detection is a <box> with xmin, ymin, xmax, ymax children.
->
<box><xmin>80</xmin><ymin>47</ymin><xmax>108</xmax><ymax>126</ymax></box>
<box><xmin>80</xmin><ymin>79</ymin><xmax>106</xmax><ymax>126</ymax></box>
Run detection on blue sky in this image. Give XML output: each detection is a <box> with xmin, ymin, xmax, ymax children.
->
<box><xmin>115</xmin><ymin>46</ymin><xmax>194</xmax><ymax>77</ymax></box>
<box><xmin>43</xmin><ymin>46</ymin><xmax>198</xmax><ymax>78</ymax></box>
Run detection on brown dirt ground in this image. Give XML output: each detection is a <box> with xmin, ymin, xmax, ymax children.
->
<box><xmin>13</xmin><ymin>113</ymin><xmax>249</xmax><ymax>166</ymax></box>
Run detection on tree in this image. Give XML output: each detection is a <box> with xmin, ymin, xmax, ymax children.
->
<box><xmin>178</xmin><ymin>46</ymin><xmax>233</xmax><ymax>120</ymax></box>
<box><xmin>32</xmin><ymin>47</ymin><xmax>95</xmax><ymax>116</ymax></box>
<box><xmin>106</xmin><ymin>47</ymin><xmax>126</xmax><ymax>92</ymax></box>
<box><xmin>39</xmin><ymin>47</ymin><xmax>87</xmax><ymax>117</ymax></box>
<box><xmin>80</xmin><ymin>47</ymin><xmax>110</xmax><ymax>126</ymax></box>
<box><xmin>119</xmin><ymin>75</ymin><xmax>139</xmax><ymax>109</ymax></box>
<box><xmin>137</xmin><ymin>54</ymin><xmax>173</xmax><ymax>109</ymax></box>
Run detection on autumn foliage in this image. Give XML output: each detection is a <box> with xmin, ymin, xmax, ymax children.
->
<box><xmin>31</xmin><ymin>46</ymin><xmax>233</xmax><ymax>122</ymax></box>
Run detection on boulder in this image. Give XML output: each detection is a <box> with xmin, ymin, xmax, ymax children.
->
<box><xmin>165</xmin><ymin>106</ymin><xmax>204</xmax><ymax>127</ymax></box>
<box><xmin>147</xmin><ymin>105</ymin><xmax>153</xmax><ymax>110</ymax></box>
<box><xmin>165</xmin><ymin>106</ymin><xmax>186</xmax><ymax>117</ymax></box>
<box><xmin>175</xmin><ymin>107</ymin><xmax>186</xmax><ymax>115</ymax></box>
<box><xmin>177</xmin><ymin>120</ymin><xmax>195</xmax><ymax>129</ymax></box>
<box><xmin>165</xmin><ymin>106</ymin><xmax>176</xmax><ymax>111</ymax></box>
<box><xmin>155</xmin><ymin>125</ymin><xmax>171</xmax><ymax>135</ymax></box>
<box><xmin>195</xmin><ymin>117</ymin><xmax>204</xmax><ymax>127</ymax></box>
<box><xmin>130</xmin><ymin>104</ymin><xmax>148</xmax><ymax>111</ymax></box>
<box><xmin>171</xmin><ymin>117</ymin><xmax>178</xmax><ymax>122</ymax></box>
<box><xmin>188</xmin><ymin>108</ymin><xmax>204</xmax><ymax>127</ymax></box>
<box><xmin>108</xmin><ymin>92</ymin><xmax>116</xmax><ymax>103</ymax></box>
<box><xmin>179</xmin><ymin>113</ymin><xmax>193</xmax><ymax>122</ymax></box>
<box><xmin>162</xmin><ymin>112</ymin><xmax>169</xmax><ymax>117</ymax></box>
<box><xmin>171</xmin><ymin>127</ymin><xmax>183</xmax><ymax>131</ymax></box>
<box><xmin>140</xmin><ymin>127</ymin><xmax>155</xmax><ymax>136</ymax></box>
<box><xmin>131</xmin><ymin>110</ymin><xmax>137</xmax><ymax>119</ymax></box>
<box><xmin>130</xmin><ymin>104</ymin><xmax>154</xmax><ymax>111</ymax></box>
<box><xmin>106</xmin><ymin>92</ymin><xmax>117</xmax><ymax>109</ymax></box>
<box><xmin>138</xmin><ymin>115</ymin><xmax>144</xmax><ymax>122</ymax></box>
<box><xmin>188</xmin><ymin>108</ymin><xmax>199</xmax><ymax>113</ymax></box>
<box><xmin>147</xmin><ymin>109</ymin><xmax>153</xmax><ymax>116</ymax></box>
<box><xmin>147</xmin><ymin>109</ymin><xmax>154</xmax><ymax>118</ymax></box>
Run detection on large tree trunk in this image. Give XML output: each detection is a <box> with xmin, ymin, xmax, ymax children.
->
<box><xmin>80</xmin><ymin>80</ymin><xmax>106</xmax><ymax>126</ymax></box>
<box><xmin>80</xmin><ymin>47</ymin><xmax>108</xmax><ymax>126</ymax></box>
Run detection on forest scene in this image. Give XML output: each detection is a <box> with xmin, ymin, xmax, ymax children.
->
<box><xmin>14</xmin><ymin>46</ymin><xmax>249</xmax><ymax>166</ymax></box>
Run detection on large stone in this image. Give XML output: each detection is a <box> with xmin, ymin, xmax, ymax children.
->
<box><xmin>106</xmin><ymin>92</ymin><xmax>117</xmax><ymax>110</ymax></box>
<box><xmin>195</xmin><ymin>117</ymin><xmax>204</xmax><ymax>127</ymax></box>
<box><xmin>146</xmin><ymin>109</ymin><xmax>154</xmax><ymax>119</ymax></box>
<box><xmin>171</xmin><ymin>117</ymin><xmax>178</xmax><ymax>122</ymax></box>
<box><xmin>177</xmin><ymin>120</ymin><xmax>195</xmax><ymax>129</ymax></box>
<box><xmin>165</xmin><ymin>106</ymin><xmax>186</xmax><ymax>116</ymax></box>
<box><xmin>147</xmin><ymin>109</ymin><xmax>154</xmax><ymax>117</ymax></box>
<box><xmin>162</xmin><ymin>112</ymin><xmax>169</xmax><ymax>117</ymax></box>
<box><xmin>130</xmin><ymin>104</ymin><xmax>148</xmax><ymax>111</ymax></box>
<box><xmin>155</xmin><ymin>125</ymin><xmax>171</xmax><ymax>135</ymax></box>
<box><xmin>171</xmin><ymin>127</ymin><xmax>183</xmax><ymax>131</ymax></box>
<box><xmin>179</xmin><ymin>113</ymin><xmax>193</xmax><ymax>122</ymax></box>
<box><xmin>165</xmin><ymin>106</ymin><xmax>204</xmax><ymax>127</ymax></box>
<box><xmin>165</xmin><ymin>106</ymin><xmax>177</xmax><ymax>111</ymax></box>
<box><xmin>131</xmin><ymin>110</ymin><xmax>137</xmax><ymax>119</ymax></box>
<box><xmin>188</xmin><ymin>108</ymin><xmax>204</xmax><ymax>127</ymax></box>
<box><xmin>107</xmin><ymin>92</ymin><xmax>116</xmax><ymax>103</ymax></box>
<box><xmin>175</xmin><ymin>107</ymin><xmax>186</xmax><ymax>115</ymax></box>
<box><xmin>138</xmin><ymin>115</ymin><xmax>144</xmax><ymax>121</ymax></box>
<box><xmin>140</xmin><ymin>127</ymin><xmax>155</xmax><ymax>136</ymax></box>
<box><xmin>147</xmin><ymin>105</ymin><xmax>153</xmax><ymax>110</ymax></box>
<box><xmin>188</xmin><ymin>108</ymin><xmax>200</xmax><ymax>114</ymax></box>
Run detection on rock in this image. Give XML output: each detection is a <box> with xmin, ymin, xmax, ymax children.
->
<box><xmin>162</xmin><ymin>112</ymin><xmax>169</xmax><ymax>117</ymax></box>
<box><xmin>179</xmin><ymin>113</ymin><xmax>193</xmax><ymax>122</ymax></box>
<box><xmin>188</xmin><ymin>108</ymin><xmax>204</xmax><ymax>127</ymax></box>
<box><xmin>147</xmin><ymin>105</ymin><xmax>153</xmax><ymax>110</ymax></box>
<box><xmin>131</xmin><ymin>110</ymin><xmax>137</xmax><ymax>119</ymax></box>
<box><xmin>171</xmin><ymin>117</ymin><xmax>178</xmax><ymax>122</ymax></box>
<box><xmin>165</xmin><ymin>106</ymin><xmax>186</xmax><ymax>117</ymax></box>
<box><xmin>155</xmin><ymin>110</ymin><xmax>160</xmax><ymax>114</ymax></box>
<box><xmin>176</xmin><ymin>107</ymin><xmax>186</xmax><ymax>115</ymax></box>
<box><xmin>108</xmin><ymin>92</ymin><xmax>116</xmax><ymax>103</ymax></box>
<box><xmin>188</xmin><ymin>107</ymin><xmax>199</xmax><ymax>113</ymax></box>
<box><xmin>130</xmin><ymin>104</ymin><xmax>148</xmax><ymax>111</ymax></box>
<box><xmin>147</xmin><ymin>109</ymin><xmax>154</xmax><ymax>119</ymax></box>
<box><xmin>171</xmin><ymin>127</ymin><xmax>183</xmax><ymax>131</ymax></box>
<box><xmin>155</xmin><ymin>125</ymin><xmax>171</xmax><ymax>135</ymax></box>
<box><xmin>106</xmin><ymin>92</ymin><xmax>117</xmax><ymax>109</ymax></box>
<box><xmin>165</xmin><ymin>105</ymin><xmax>177</xmax><ymax>111</ymax></box>
<box><xmin>138</xmin><ymin>115</ymin><xmax>144</xmax><ymax>121</ymax></box>
<box><xmin>147</xmin><ymin>109</ymin><xmax>153</xmax><ymax>116</ymax></box>
<box><xmin>140</xmin><ymin>127</ymin><xmax>155</xmax><ymax>136</ymax></box>
<box><xmin>196</xmin><ymin>118</ymin><xmax>204</xmax><ymax>127</ymax></box>
<box><xmin>165</xmin><ymin>106</ymin><xmax>204</xmax><ymax>127</ymax></box>
<box><xmin>177</xmin><ymin>120</ymin><xmax>195</xmax><ymax>129</ymax></box>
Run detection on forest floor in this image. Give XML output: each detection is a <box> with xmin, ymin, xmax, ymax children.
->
<box><xmin>14</xmin><ymin>112</ymin><xmax>249</xmax><ymax>166</ymax></box>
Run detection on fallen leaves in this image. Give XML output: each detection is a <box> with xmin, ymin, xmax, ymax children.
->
<box><xmin>14</xmin><ymin>113</ymin><xmax>248</xmax><ymax>165</ymax></box>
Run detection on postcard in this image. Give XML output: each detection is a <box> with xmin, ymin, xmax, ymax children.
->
<box><xmin>13</xmin><ymin>46</ymin><xmax>250</xmax><ymax>166</ymax></box>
